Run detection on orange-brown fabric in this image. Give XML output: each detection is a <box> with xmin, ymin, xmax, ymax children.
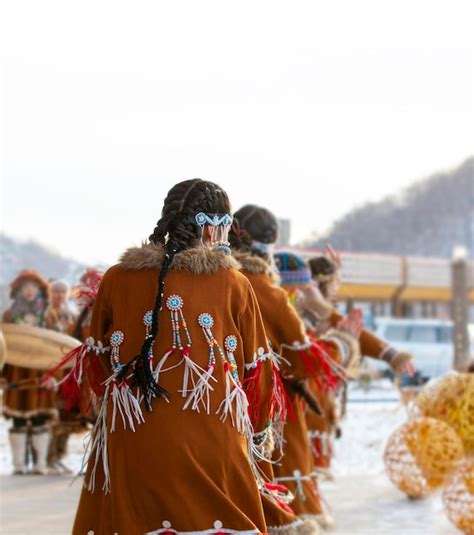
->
<box><xmin>263</xmin><ymin>286</ymin><xmax>344</xmax><ymax>522</ymax></box>
<box><xmin>305</xmin><ymin>383</ymin><xmax>336</xmax><ymax>469</ymax></box>
<box><xmin>1</xmin><ymin>363</ymin><xmax>58</xmax><ymax>419</ymax></box>
<box><xmin>1</xmin><ymin>311</ymin><xmax>58</xmax><ymax>420</ymax></box>
<box><xmin>239</xmin><ymin>257</ymin><xmax>331</xmax><ymax>530</ymax></box>
<box><xmin>259</xmin><ymin>454</ymin><xmax>299</xmax><ymax>531</ymax></box>
<box><xmin>73</xmin><ymin>247</ymin><xmax>275</xmax><ymax>535</ymax></box>
<box><xmin>273</xmin><ymin>395</ymin><xmax>324</xmax><ymax>517</ymax></box>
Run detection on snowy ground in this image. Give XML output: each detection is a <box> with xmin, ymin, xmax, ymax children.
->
<box><xmin>0</xmin><ymin>381</ymin><xmax>462</xmax><ymax>534</ymax></box>
<box><xmin>318</xmin><ymin>379</ymin><xmax>458</xmax><ymax>534</ymax></box>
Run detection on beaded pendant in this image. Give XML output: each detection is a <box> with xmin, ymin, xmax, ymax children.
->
<box><xmin>216</xmin><ymin>333</ymin><xmax>250</xmax><ymax>434</ymax></box>
<box><xmin>223</xmin><ymin>334</ymin><xmax>240</xmax><ymax>385</ymax></box>
<box><xmin>166</xmin><ymin>295</ymin><xmax>192</xmax><ymax>356</ymax></box>
<box><xmin>110</xmin><ymin>330</ymin><xmax>125</xmax><ymax>372</ymax></box>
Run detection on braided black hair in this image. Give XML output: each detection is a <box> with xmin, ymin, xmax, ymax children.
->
<box><xmin>229</xmin><ymin>204</ymin><xmax>279</xmax><ymax>260</ymax></box>
<box><xmin>118</xmin><ymin>179</ymin><xmax>231</xmax><ymax>410</ymax></box>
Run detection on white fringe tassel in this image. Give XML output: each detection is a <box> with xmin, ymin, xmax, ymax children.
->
<box><xmin>86</xmin><ymin>390</ymin><xmax>111</xmax><ymax>494</ymax></box>
<box><xmin>110</xmin><ymin>382</ymin><xmax>144</xmax><ymax>432</ymax></box>
<box><xmin>182</xmin><ymin>364</ymin><xmax>217</xmax><ymax>414</ymax></box>
<box><xmin>216</xmin><ymin>371</ymin><xmax>249</xmax><ymax>434</ymax></box>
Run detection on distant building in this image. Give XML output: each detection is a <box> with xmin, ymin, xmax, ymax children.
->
<box><xmin>277</xmin><ymin>219</ymin><xmax>291</xmax><ymax>247</ymax></box>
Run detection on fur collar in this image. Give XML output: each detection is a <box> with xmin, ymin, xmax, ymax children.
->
<box><xmin>119</xmin><ymin>243</ymin><xmax>240</xmax><ymax>275</ymax></box>
<box><xmin>234</xmin><ymin>251</ymin><xmax>279</xmax><ymax>282</ymax></box>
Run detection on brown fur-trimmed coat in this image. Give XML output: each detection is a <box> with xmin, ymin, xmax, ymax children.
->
<box><xmin>73</xmin><ymin>244</ymin><xmax>276</xmax><ymax>535</ymax></box>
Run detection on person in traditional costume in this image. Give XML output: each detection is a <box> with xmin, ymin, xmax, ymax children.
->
<box><xmin>1</xmin><ymin>270</ymin><xmax>56</xmax><ymax>475</ymax></box>
<box><xmin>273</xmin><ymin>251</ymin><xmax>363</xmax><ymax>530</ymax></box>
<box><xmin>307</xmin><ymin>251</ymin><xmax>415</xmax><ymax>373</ymax></box>
<box><xmin>303</xmin><ymin>251</ymin><xmax>416</xmax><ymax>478</ymax></box>
<box><xmin>230</xmin><ymin>205</ymin><xmax>361</xmax><ymax>534</ymax></box>
<box><xmin>56</xmin><ymin>179</ymin><xmax>283</xmax><ymax>534</ymax></box>
<box><xmin>44</xmin><ymin>279</ymin><xmax>78</xmax><ymax>473</ymax></box>
<box><xmin>276</xmin><ymin>250</ymin><xmax>416</xmax><ymax>529</ymax></box>
<box><xmin>43</xmin><ymin>271</ymin><xmax>105</xmax><ymax>474</ymax></box>
<box><xmin>44</xmin><ymin>279</ymin><xmax>76</xmax><ymax>333</ymax></box>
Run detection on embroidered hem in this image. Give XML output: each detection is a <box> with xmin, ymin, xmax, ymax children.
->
<box><xmin>267</xmin><ymin>519</ymin><xmax>303</xmax><ymax>532</ymax></box>
<box><xmin>144</xmin><ymin>520</ymin><xmax>260</xmax><ymax>534</ymax></box>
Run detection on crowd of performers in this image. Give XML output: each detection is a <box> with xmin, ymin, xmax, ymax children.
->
<box><xmin>1</xmin><ymin>179</ymin><xmax>415</xmax><ymax>535</ymax></box>
<box><xmin>1</xmin><ymin>269</ymin><xmax>102</xmax><ymax>475</ymax></box>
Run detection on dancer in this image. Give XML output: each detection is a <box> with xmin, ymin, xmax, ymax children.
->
<box><xmin>304</xmin><ymin>251</ymin><xmax>415</xmax><ymax>476</ymax></box>
<box><xmin>307</xmin><ymin>250</ymin><xmax>415</xmax><ymax>372</ymax></box>
<box><xmin>1</xmin><ymin>270</ymin><xmax>56</xmax><ymax>475</ymax></box>
<box><xmin>44</xmin><ymin>279</ymin><xmax>76</xmax><ymax>333</ymax></box>
<box><xmin>44</xmin><ymin>279</ymin><xmax>78</xmax><ymax>473</ymax></box>
<box><xmin>57</xmin><ymin>180</ymin><xmax>279</xmax><ymax>534</ymax></box>
<box><xmin>230</xmin><ymin>205</ymin><xmax>359</xmax><ymax>534</ymax></box>
<box><xmin>274</xmin><ymin>251</ymin><xmax>363</xmax><ymax>529</ymax></box>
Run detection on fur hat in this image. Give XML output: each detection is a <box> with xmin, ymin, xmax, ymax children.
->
<box><xmin>9</xmin><ymin>270</ymin><xmax>49</xmax><ymax>299</ymax></box>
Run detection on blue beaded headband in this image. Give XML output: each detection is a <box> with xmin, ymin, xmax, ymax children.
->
<box><xmin>274</xmin><ymin>251</ymin><xmax>312</xmax><ymax>287</ymax></box>
<box><xmin>250</xmin><ymin>240</ymin><xmax>274</xmax><ymax>255</ymax></box>
<box><xmin>194</xmin><ymin>212</ymin><xmax>233</xmax><ymax>227</ymax></box>
<box><xmin>278</xmin><ymin>268</ymin><xmax>312</xmax><ymax>287</ymax></box>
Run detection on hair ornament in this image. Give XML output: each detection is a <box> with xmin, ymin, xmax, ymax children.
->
<box><xmin>194</xmin><ymin>212</ymin><xmax>233</xmax><ymax>227</ymax></box>
<box><xmin>194</xmin><ymin>213</ymin><xmax>233</xmax><ymax>254</ymax></box>
<box><xmin>250</xmin><ymin>240</ymin><xmax>274</xmax><ymax>255</ymax></box>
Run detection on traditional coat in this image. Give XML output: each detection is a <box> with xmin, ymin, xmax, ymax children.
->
<box><xmin>70</xmin><ymin>244</ymin><xmax>278</xmax><ymax>535</ymax></box>
<box><xmin>2</xmin><ymin>303</ymin><xmax>58</xmax><ymax>421</ymax></box>
<box><xmin>267</xmin><ymin>287</ymin><xmax>355</xmax><ymax>528</ymax></box>
<box><xmin>237</xmin><ymin>252</ymin><xmax>347</xmax><ymax>533</ymax></box>
<box><xmin>304</xmin><ymin>385</ymin><xmax>337</xmax><ymax>471</ymax></box>
<box><xmin>305</xmin><ymin>309</ymin><xmax>404</xmax><ymax>470</ymax></box>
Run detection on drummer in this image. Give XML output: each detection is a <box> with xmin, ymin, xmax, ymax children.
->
<box><xmin>44</xmin><ymin>279</ymin><xmax>77</xmax><ymax>474</ymax></box>
<box><xmin>1</xmin><ymin>270</ymin><xmax>57</xmax><ymax>475</ymax></box>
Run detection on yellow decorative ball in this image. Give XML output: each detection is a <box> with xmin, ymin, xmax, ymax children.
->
<box><xmin>412</xmin><ymin>373</ymin><xmax>474</xmax><ymax>455</ymax></box>
<box><xmin>384</xmin><ymin>417</ymin><xmax>465</xmax><ymax>498</ymax></box>
<box><xmin>443</xmin><ymin>459</ymin><xmax>474</xmax><ymax>534</ymax></box>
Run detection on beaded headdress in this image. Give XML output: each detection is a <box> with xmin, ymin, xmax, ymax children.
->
<box><xmin>194</xmin><ymin>212</ymin><xmax>233</xmax><ymax>255</ymax></box>
<box><xmin>274</xmin><ymin>251</ymin><xmax>312</xmax><ymax>287</ymax></box>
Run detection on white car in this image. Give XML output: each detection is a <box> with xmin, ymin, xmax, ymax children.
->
<box><xmin>371</xmin><ymin>318</ymin><xmax>455</xmax><ymax>380</ymax></box>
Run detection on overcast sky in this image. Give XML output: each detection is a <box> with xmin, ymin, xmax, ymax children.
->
<box><xmin>1</xmin><ymin>0</ymin><xmax>473</xmax><ymax>265</ymax></box>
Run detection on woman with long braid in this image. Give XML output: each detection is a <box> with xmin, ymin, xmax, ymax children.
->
<box><xmin>62</xmin><ymin>180</ymin><xmax>278</xmax><ymax>534</ymax></box>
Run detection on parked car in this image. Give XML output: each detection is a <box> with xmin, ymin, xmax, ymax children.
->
<box><xmin>369</xmin><ymin>318</ymin><xmax>455</xmax><ymax>381</ymax></box>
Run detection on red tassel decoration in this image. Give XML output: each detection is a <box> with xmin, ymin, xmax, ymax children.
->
<box><xmin>59</xmin><ymin>373</ymin><xmax>83</xmax><ymax>411</ymax></box>
<box><xmin>243</xmin><ymin>360</ymin><xmax>264</xmax><ymax>428</ymax></box>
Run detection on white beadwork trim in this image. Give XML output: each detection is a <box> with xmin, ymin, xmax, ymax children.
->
<box><xmin>245</xmin><ymin>346</ymin><xmax>273</xmax><ymax>370</ymax></box>
<box><xmin>274</xmin><ymin>469</ymin><xmax>316</xmax><ymax>501</ymax></box>
<box><xmin>280</xmin><ymin>337</ymin><xmax>312</xmax><ymax>351</ymax></box>
<box><xmin>145</xmin><ymin>520</ymin><xmax>259</xmax><ymax>534</ymax></box>
<box><xmin>85</xmin><ymin>337</ymin><xmax>110</xmax><ymax>354</ymax></box>
<box><xmin>267</xmin><ymin>519</ymin><xmax>303</xmax><ymax>532</ymax></box>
